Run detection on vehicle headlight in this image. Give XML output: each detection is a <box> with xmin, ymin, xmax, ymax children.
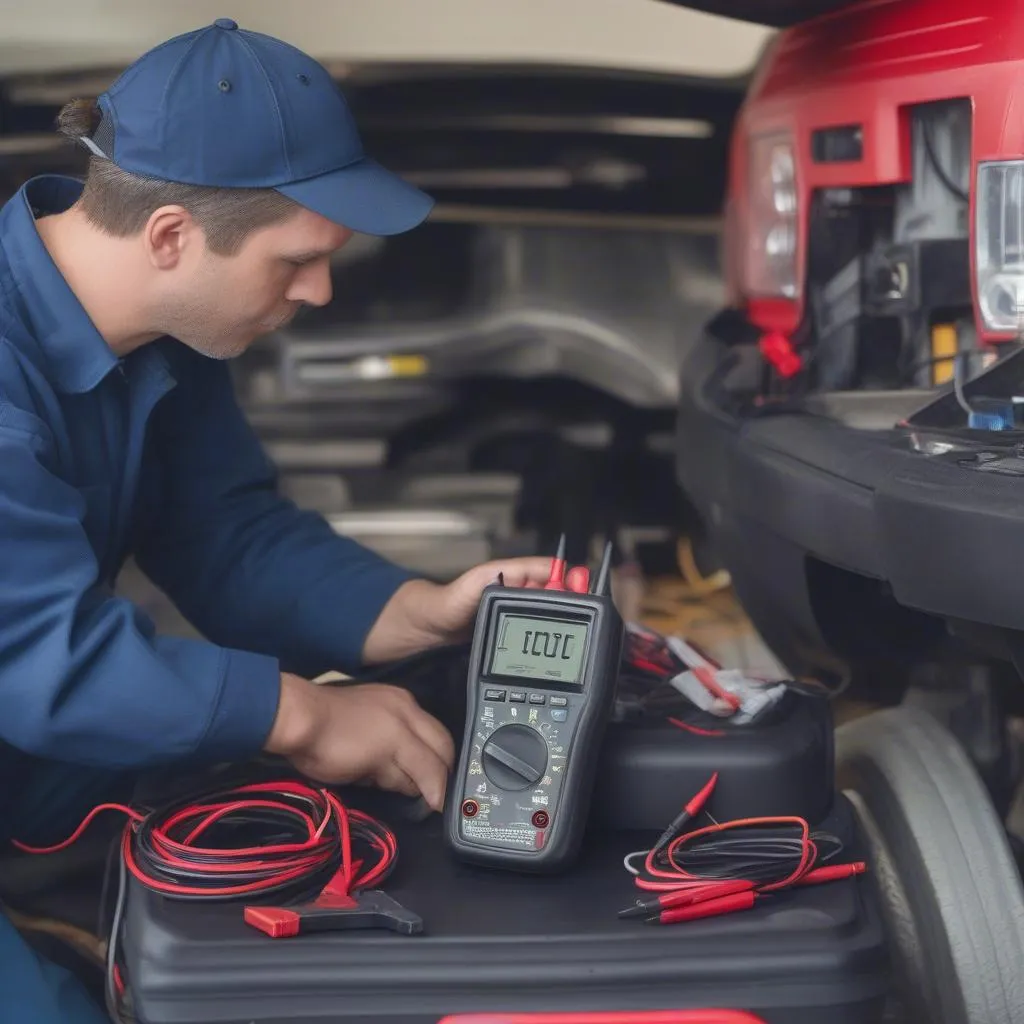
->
<box><xmin>745</xmin><ymin>133</ymin><xmax>799</xmax><ymax>300</ymax></box>
<box><xmin>977</xmin><ymin>161</ymin><xmax>1024</xmax><ymax>333</ymax></box>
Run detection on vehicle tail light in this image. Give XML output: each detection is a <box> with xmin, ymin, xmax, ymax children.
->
<box><xmin>976</xmin><ymin>161</ymin><xmax>1024</xmax><ymax>333</ymax></box>
<box><xmin>745</xmin><ymin>134</ymin><xmax>799</xmax><ymax>300</ymax></box>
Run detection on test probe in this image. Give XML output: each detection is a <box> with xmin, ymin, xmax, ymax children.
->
<box><xmin>619</xmin><ymin>773</ymin><xmax>867</xmax><ymax>925</ymax></box>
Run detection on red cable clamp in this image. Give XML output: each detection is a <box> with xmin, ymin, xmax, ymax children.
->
<box><xmin>758</xmin><ymin>330</ymin><xmax>802</xmax><ymax>378</ymax></box>
<box><xmin>244</xmin><ymin>886</ymin><xmax>423</xmax><ymax>938</ymax></box>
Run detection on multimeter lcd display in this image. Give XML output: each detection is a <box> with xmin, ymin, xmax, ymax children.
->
<box><xmin>489</xmin><ymin>613</ymin><xmax>588</xmax><ymax>684</ymax></box>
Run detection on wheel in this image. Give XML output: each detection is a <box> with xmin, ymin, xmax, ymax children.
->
<box><xmin>836</xmin><ymin>705</ymin><xmax>1024</xmax><ymax>1024</ymax></box>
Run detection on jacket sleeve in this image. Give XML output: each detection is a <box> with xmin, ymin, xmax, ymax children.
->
<box><xmin>0</xmin><ymin>405</ymin><xmax>283</xmax><ymax>769</ymax></box>
<box><xmin>134</xmin><ymin>352</ymin><xmax>416</xmax><ymax>679</ymax></box>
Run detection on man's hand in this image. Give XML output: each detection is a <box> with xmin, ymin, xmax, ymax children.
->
<box><xmin>265</xmin><ymin>559</ymin><xmax>560</xmax><ymax>808</ymax></box>
<box><xmin>361</xmin><ymin>556</ymin><xmax>558</xmax><ymax>663</ymax></box>
<box><xmin>419</xmin><ymin>556</ymin><xmax>558</xmax><ymax>641</ymax></box>
<box><xmin>264</xmin><ymin>673</ymin><xmax>455</xmax><ymax>811</ymax></box>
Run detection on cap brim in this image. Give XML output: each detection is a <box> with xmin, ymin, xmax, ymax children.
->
<box><xmin>276</xmin><ymin>157</ymin><xmax>434</xmax><ymax>236</ymax></box>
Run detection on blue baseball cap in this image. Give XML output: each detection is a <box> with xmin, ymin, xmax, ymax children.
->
<box><xmin>80</xmin><ymin>17</ymin><xmax>434</xmax><ymax>236</ymax></box>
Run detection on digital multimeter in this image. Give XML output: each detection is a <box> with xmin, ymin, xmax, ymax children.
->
<box><xmin>444</xmin><ymin>539</ymin><xmax>623</xmax><ymax>873</ymax></box>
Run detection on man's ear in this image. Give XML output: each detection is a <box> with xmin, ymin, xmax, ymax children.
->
<box><xmin>143</xmin><ymin>205</ymin><xmax>195</xmax><ymax>270</ymax></box>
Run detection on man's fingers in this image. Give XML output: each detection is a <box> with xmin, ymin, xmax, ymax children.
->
<box><xmin>402</xmin><ymin>704</ymin><xmax>455</xmax><ymax>770</ymax></box>
<box><xmin>486</xmin><ymin>556</ymin><xmax>553</xmax><ymax>589</ymax></box>
<box><xmin>394</xmin><ymin>737</ymin><xmax>449</xmax><ymax>812</ymax></box>
<box><xmin>374</xmin><ymin>761</ymin><xmax>420</xmax><ymax>800</ymax></box>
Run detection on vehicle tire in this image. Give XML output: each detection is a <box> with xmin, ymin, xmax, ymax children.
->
<box><xmin>835</xmin><ymin>705</ymin><xmax>1024</xmax><ymax>1024</ymax></box>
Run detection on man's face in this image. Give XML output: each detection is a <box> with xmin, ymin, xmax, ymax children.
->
<box><xmin>164</xmin><ymin>206</ymin><xmax>351</xmax><ymax>360</ymax></box>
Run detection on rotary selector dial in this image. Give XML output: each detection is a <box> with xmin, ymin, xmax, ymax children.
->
<box><xmin>481</xmin><ymin>723</ymin><xmax>548</xmax><ymax>791</ymax></box>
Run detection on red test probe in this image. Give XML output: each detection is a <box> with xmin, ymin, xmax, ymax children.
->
<box><xmin>650</xmin><ymin>772</ymin><xmax>718</xmax><ymax>856</ymax></box>
<box><xmin>543</xmin><ymin>534</ymin><xmax>593</xmax><ymax>594</ymax></box>
<box><xmin>620</xmin><ymin>774</ymin><xmax>867</xmax><ymax>925</ymax></box>
<box><xmin>544</xmin><ymin>534</ymin><xmax>568</xmax><ymax>590</ymax></box>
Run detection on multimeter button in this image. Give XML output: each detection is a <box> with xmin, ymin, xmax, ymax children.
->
<box><xmin>528</xmin><ymin>694</ymin><xmax>546</xmax><ymax>705</ymax></box>
<box><xmin>509</xmin><ymin>691</ymin><xmax>527</xmax><ymax>703</ymax></box>
<box><xmin>550</xmin><ymin>709</ymin><xmax>568</xmax><ymax>722</ymax></box>
<box><xmin>549</xmin><ymin>696</ymin><xmax>568</xmax><ymax>707</ymax></box>
<box><xmin>485</xmin><ymin>689</ymin><xmax>506</xmax><ymax>701</ymax></box>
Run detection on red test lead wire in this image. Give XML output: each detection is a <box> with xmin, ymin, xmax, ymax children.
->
<box><xmin>649</xmin><ymin>889</ymin><xmax>757</xmax><ymax>925</ymax></box>
<box><xmin>618</xmin><ymin>879</ymin><xmax>754</xmax><ymax>919</ymax></box>
<box><xmin>639</xmin><ymin>861</ymin><xmax>867</xmax><ymax>926</ymax></box>
<box><xmin>13</xmin><ymin>779</ymin><xmax>416</xmax><ymax>1024</ymax></box>
<box><xmin>622</xmin><ymin>774</ymin><xmax>869</xmax><ymax>925</ymax></box>
<box><xmin>11</xmin><ymin>803</ymin><xmax>145</xmax><ymax>855</ymax></box>
<box><xmin>12</xmin><ymin>779</ymin><xmax>403</xmax><ymax>925</ymax></box>
<box><xmin>650</xmin><ymin>772</ymin><xmax>718</xmax><ymax>856</ymax></box>
<box><xmin>799</xmin><ymin>862</ymin><xmax>867</xmax><ymax>885</ymax></box>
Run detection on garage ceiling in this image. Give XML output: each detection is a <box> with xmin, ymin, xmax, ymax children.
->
<box><xmin>0</xmin><ymin>1</ymin><xmax>772</xmax><ymax>80</ymax></box>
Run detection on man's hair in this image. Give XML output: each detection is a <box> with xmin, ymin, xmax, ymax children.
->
<box><xmin>56</xmin><ymin>98</ymin><xmax>300</xmax><ymax>255</ymax></box>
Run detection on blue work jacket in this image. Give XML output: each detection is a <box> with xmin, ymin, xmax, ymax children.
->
<box><xmin>0</xmin><ymin>175</ymin><xmax>414</xmax><ymax>770</ymax></box>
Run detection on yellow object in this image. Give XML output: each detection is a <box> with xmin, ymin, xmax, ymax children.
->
<box><xmin>931</xmin><ymin>324</ymin><xmax>958</xmax><ymax>385</ymax></box>
<box><xmin>385</xmin><ymin>354</ymin><xmax>428</xmax><ymax>377</ymax></box>
<box><xmin>677</xmin><ymin>537</ymin><xmax>732</xmax><ymax>597</ymax></box>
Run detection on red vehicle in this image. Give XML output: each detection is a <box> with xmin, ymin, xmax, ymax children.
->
<box><xmin>671</xmin><ymin>1</ymin><xmax>1024</xmax><ymax>1021</ymax></box>
<box><xmin>719</xmin><ymin>0</ymin><xmax>1024</xmax><ymax>352</ymax></box>
<box><xmin>676</xmin><ymin>0</ymin><xmax>1024</xmax><ymax>731</ymax></box>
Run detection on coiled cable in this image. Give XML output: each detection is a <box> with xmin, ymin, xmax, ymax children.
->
<box><xmin>13</xmin><ymin>778</ymin><xmax>398</xmax><ymax>1021</ymax></box>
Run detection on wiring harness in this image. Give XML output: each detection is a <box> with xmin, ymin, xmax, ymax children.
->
<box><xmin>617</xmin><ymin>621</ymin><xmax>841</xmax><ymax>729</ymax></box>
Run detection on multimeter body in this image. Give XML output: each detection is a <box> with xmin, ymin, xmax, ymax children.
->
<box><xmin>444</xmin><ymin>582</ymin><xmax>623</xmax><ymax>873</ymax></box>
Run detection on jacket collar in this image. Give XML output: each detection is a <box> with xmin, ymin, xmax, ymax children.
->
<box><xmin>0</xmin><ymin>174</ymin><xmax>120</xmax><ymax>393</ymax></box>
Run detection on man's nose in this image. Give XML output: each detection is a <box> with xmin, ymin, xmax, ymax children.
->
<box><xmin>288</xmin><ymin>260</ymin><xmax>333</xmax><ymax>307</ymax></box>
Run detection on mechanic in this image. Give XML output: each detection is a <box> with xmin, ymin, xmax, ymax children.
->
<box><xmin>0</xmin><ymin>19</ymin><xmax>562</xmax><ymax>1024</ymax></box>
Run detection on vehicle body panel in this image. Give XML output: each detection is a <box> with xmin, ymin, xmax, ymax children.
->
<box><xmin>726</xmin><ymin>0</ymin><xmax>1024</xmax><ymax>341</ymax></box>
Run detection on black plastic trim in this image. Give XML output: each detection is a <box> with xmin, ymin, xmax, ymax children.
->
<box><xmin>675</xmin><ymin>322</ymin><xmax>1024</xmax><ymax>635</ymax></box>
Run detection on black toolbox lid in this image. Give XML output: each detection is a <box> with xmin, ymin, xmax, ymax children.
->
<box><xmin>123</xmin><ymin>796</ymin><xmax>889</xmax><ymax>1024</ymax></box>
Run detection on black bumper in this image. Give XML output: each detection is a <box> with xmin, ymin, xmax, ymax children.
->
<box><xmin>675</xmin><ymin>325</ymin><xmax>1024</xmax><ymax>673</ymax></box>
